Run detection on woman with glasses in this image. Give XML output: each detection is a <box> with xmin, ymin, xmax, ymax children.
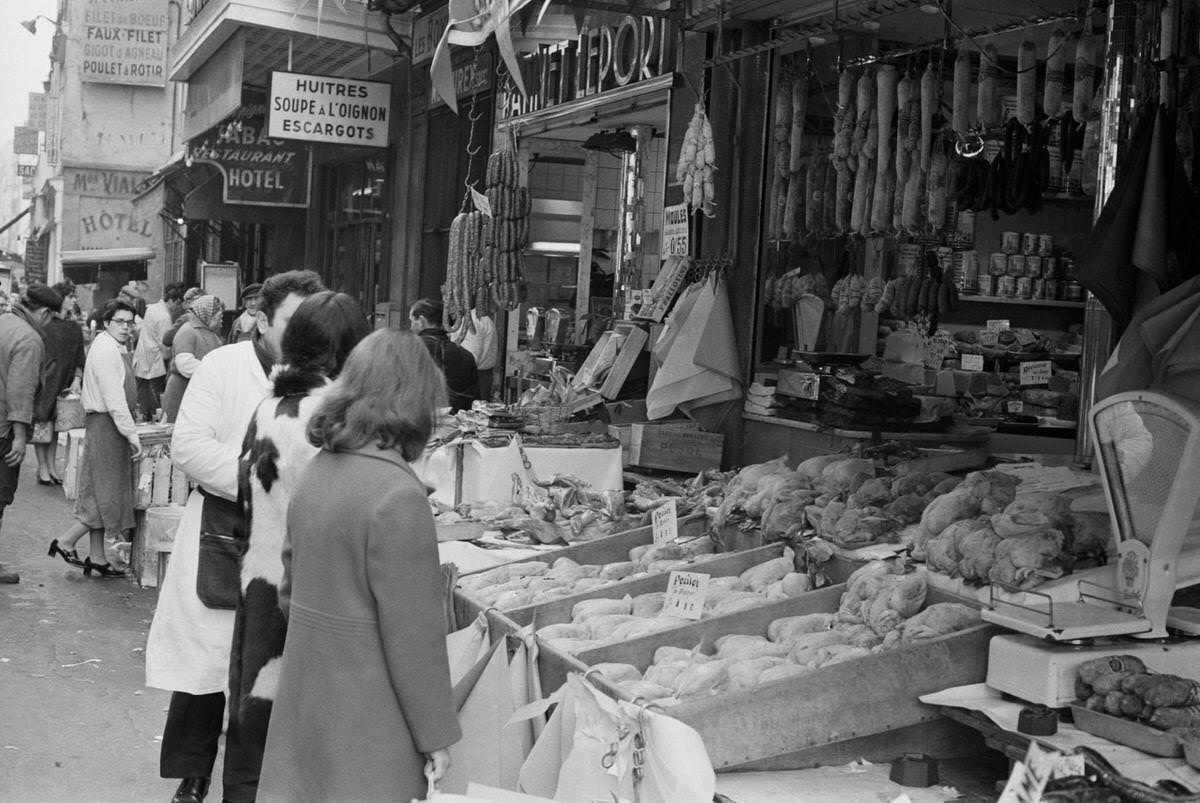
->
<box><xmin>48</xmin><ymin>299</ymin><xmax>143</xmax><ymax>577</ymax></box>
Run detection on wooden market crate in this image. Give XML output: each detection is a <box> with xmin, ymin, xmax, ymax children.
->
<box><xmin>539</xmin><ymin>584</ymin><xmax>998</xmax><ymax>770</ymax></box>
<box><xmin>627</xmin><ymin>423</ymin><xmax>724</xmax><ymax>473</ymax></box>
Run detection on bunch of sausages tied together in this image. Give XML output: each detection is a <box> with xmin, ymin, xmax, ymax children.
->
<box><xmin>766</xmin><ymin>31</ymin><xmax>1102</xmax><ymax>246</ymax></box>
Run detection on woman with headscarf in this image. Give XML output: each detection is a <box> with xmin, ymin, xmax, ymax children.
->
<box><xmin>161</xmin><ymin>295</ymin><xmax>226</xmax><ymax>423</ymax></box>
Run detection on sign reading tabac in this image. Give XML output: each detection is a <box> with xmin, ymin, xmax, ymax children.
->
<box><xmin>268</xmin><ymin>72</ymin><xmax>390</xmax><ymax>147</ymax></box>
<box><xmin>82</xmin><ymin>0</ymin><xmax>168</xmax><ymax>87</ymax></box>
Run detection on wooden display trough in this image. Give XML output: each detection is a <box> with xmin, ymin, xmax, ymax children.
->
<box><xmin>537</xmin><ymin>584</ymin><xmax>998</xmax><ymax>770</ymax></box>
<box><xmin>452</xmin><ymin>513</ymin><xmax>707</xmax><ymax>626</ymax></box>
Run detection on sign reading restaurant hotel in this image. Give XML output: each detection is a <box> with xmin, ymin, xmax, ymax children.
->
<box><xmin>81</xmin><ymin>0</ymin><xmax>168</xmax><ymax>87</ymax></box>
<box><xmin>268</xmin><ymin>72</ymin><xmax>390</xmax><ymax>147</ymax></box>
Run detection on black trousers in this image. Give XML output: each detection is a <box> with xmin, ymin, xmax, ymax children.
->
<box><xmin>136</xmin><ymin>375</ymin><xmax>166</xmax><ymax>420</ymax></box>
<box><xmin>160</xmin><ymin>691</ymin><xmax>260</xmax><ymax>802</ymax></box>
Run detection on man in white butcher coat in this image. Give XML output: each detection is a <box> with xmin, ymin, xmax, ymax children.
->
<box><xmin>145</xmin><ymin>270</ymin><xmax>325</xmax><ymax>803</ymax></box>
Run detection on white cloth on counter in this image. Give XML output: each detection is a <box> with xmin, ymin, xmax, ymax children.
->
<box><xmin>414</xmin><ymin>438</ymin><xmax>623</xmax><ymax>506</ymax></box>
<box><xmin>646</xmin><ymin>275</ymin><xmax>742</xmax><ymax>420</ymax></box>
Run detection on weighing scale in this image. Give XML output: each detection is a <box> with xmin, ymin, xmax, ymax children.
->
<box><xmin>984</xmin><ymin>391</ymin><xmax>1200</xmax><ymax>706</ymax></box>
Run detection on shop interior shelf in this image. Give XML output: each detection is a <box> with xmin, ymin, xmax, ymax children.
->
<box><xmin>959</xmin><ymin>295</ymin><xmax>1086</xmax><ymax>309</ymax></box>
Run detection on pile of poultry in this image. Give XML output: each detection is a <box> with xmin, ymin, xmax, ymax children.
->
<box><xmin>911</xmin><ymin>476</ymin><xmax>1111</xmax><ymax>590</ymax></box>
<box><xmin>586</xmin><ymin>560</ymin><xmax>981</xmax><ymax>703</ymax></box>
<box><xmin>1076</xmin><ymin>654</ymin><xmax>1200</xmax><ymax>732</ymax></box>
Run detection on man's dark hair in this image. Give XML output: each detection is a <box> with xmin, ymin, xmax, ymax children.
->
<box><xmin>23</xmin><ymin>283</ymin><xmax>63</xmax><ymax>312</ymax></box>
<box><xmin>281</xmin><ymin>291</ymin><xmax>371</xmax><ymax>379</ymax></box>
<box><xmin>260</xmin><ymin>270</ymin><xmax>326</xmax><ymax>323</ymax></box>
<box><xmin>101</xmin><ymin>298</ymin><xmax>136</xmax><ymax>323</ymax></box>
<box><xmin>162</xmin><ymin>282</ymin><xmax>186</xmax><ymax>303</ymax></box>
<box><xmin>52</xmin><ymin>280</ymin><xmax>75</xmax><ymax>298</ymax></box>
<box><xmin>410</xmin><ymin>297</ymin><xmax>444</xmax><ymax>329</ymax></box>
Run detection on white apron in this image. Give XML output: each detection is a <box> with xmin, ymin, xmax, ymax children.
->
<box><xmin>145</xmin><ymin>342</ymin><xmax>271</xmax><ymax>694</ymax></box>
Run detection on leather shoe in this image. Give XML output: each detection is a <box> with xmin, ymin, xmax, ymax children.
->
<box><xmin>171</xmin><ymin>777</ymin><xmax>210</xmax><ymax>803</ymax></box>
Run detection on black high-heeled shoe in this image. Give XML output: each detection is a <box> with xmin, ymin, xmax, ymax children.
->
<box><xmin>48</xmin><ymin>539</ymin><xmax>82</xmax><ymax>566</ymax></box>
<box><xmin>83</xmin><ymin>558</ymin><xmax>125</xmax><ymax>578</ymax></box>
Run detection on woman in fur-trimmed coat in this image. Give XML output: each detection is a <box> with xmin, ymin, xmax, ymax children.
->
<box><xmin>224</xmin><ymin>292</ymin><xmax>369</xmax><ymax>803</ymax></box>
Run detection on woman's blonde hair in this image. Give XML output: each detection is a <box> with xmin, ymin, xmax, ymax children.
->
<box><xmin>307</xmin><ymin>329</ymin><xmax>447</xmax><ymax>460</ymax></box>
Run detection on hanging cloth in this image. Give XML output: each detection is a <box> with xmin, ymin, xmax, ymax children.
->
<box><xmin>646</xmin><ymin>275</ymin><xmax>743</xmax><ymax>420</ymax></box>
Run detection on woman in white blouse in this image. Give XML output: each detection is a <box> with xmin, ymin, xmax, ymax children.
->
<box><xmin>47</xmin><ymin>299</ymin><xmax>142</xmax><ymax>577</ymax></box>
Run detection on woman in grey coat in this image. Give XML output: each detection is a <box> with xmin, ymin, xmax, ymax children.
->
<box><xmin>258</xmin><ymin>329</ymin><xmax>460</xmax><ymax>803</ymax></box>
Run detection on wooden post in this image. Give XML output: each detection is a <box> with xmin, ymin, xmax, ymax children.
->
<box><xmin>575</xmin><ymin>150</ymin><xmax>599</xmax><ymax>344</ymax></box>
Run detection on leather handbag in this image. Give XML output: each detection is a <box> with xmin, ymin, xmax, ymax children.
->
<box><xmin>195</xmin><ymin>490</ymin><xmax>245</xmax><ymax>609</ymax></box>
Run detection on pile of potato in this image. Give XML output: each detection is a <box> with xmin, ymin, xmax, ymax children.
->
<box><xmin>586</xmin><ymin>561</ymin><xmax>981</xmax><ymax>703</ymax></box>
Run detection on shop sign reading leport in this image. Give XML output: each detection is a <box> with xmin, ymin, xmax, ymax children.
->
<box><xmin>268</xmin><ymin>72</ymin><xmax>390</xmax><ymax>147</ymax></box>
<box><xmin>497</xmin><ymin>13</ymin><xmax>674</xmax><ymax>121</ymax></box>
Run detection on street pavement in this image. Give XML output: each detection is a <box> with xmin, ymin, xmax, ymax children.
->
<box><xmin>0</xmin><ymin>453</ymin><xmax>193</xmax><ymax>803</ymax></box>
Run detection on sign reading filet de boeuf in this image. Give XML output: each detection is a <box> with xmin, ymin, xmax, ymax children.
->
<box><xmin>81</xmin><ymin>0</ymin><xmax>169</xmax><ymax>87</ymax></box>
<box><xmin>268</xmin><ymin>72</ymin><xmax>390</xmax><ymax>147</ymax></box>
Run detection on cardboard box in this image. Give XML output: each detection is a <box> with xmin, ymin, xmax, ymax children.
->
<box><xmin>627</xmin><ymin>422</ymin><xmax>722</xmax><ymax>473</ymax></box>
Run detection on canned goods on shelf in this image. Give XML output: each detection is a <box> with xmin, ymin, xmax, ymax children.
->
<box><xmin>1032</xmin><ymin>278</ymin><xmax>1047</xmax><ymax>299</ymax></box>
<box><xmin>1043</xmin><ymin>278</ymin><xmax>1061</xmax><ymax>299</ymax></box>
<box><xmin>1062</xmin><ymin>257</ymin><xmax>1078</xmax><ymax>279</ymax></box>
<box><xmin>1022</xmin><ymin>233</ymin><xmax>1039</xmax><ymax>256</ymax></box>
<box><xmin>1001</xmin><ymin>231</ymin><xmax>1020</xmax><ymax>254</ymax></box>
<box><xmin>998</xmin><ymin>276</ymin><xmax>1017</xmax><ymax>298</ymax></box>
<box><xmin>1016</xmin><ymin>277</ymin><xmax>1033</xmax><ymax>299</ymax></box>
<box><xmin>989</xmin><ymin>252</ymin><xmax>1008</xmax><ymax>276</ymax></box>
<box><xmin>1064</xmin><ymin>280</ymin><xmax>1084</xmax><ymax>301</ymax></box>
<box><xmin>1042</xmin><ymin>256</ymin><xmax>1061</xmax><ymax>278</ymax></box>
<box><xmin>1007</xmin><ymin>255</ymin><xmax>1027</xmax><ymax>277</ymax></box>
<box><xmin>978</xmin><ymin>275</ymin><xmax>996</xmax><ymax>296</ymax></box>
<box><xmin>1025</xmin><ymin>256</ymin><xmax>1042</xmax><ymax>277</ymax></box>
<box><xmin>1038</xmin><ymin>233</ymin><xmax>1055</xmax><ymax>257</ymax></box>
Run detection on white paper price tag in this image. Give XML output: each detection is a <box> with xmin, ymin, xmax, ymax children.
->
<box><xmin>986</xmin><ymin>319</ymin><xmax>1011</xmax><ymax>332</ymax></box>
<box><xmin>470</xmin><ymin>187</ymin><xmax>492</xmax><ymax>217</ymax></box>
<box><xmin>961</xmin><ymin>353</ymin><xmax>985</xmax><ymax>371</ymax></box>
<box><xmin>1019</xmin><ymin>360</ymin><xmax>1053</xmax><ymax>386</ymax></box>
<box><xmin>651</xmin><ymin>499</ymin><xmax>678</xmax><ymax>545</ymax></box>
<box><xmin>1006</xmin><ymin>400</ymin><xmax>1025</xmax><ymax>414</ymax></box>
<box><xmin>660</xmin><ymin>571</ymin><xmax>708</xmax><ymax>620</ymax></box>
<box><xmin>997</xmin><ymin>741</ymin><xmax>1056</xmax><ymax>803</ymax></box>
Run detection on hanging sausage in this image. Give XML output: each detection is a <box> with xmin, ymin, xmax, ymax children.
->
<box><xmin>952</xmin><ymin>49</ymin><xmax>972</xmax><ymax>136</ymax></box>
<box><xmin>833</xmin><ymin>70</ymin><xmax>858</xmax><ymax>234</ymax></box>
<box><xmin>870</xmin><ymin>65</ymin><xmax>899</xmax><ymax>235</ymax></box>
<box><xmin>977</xmin><ymin>45</ymin><xmax>1000</xmax><ymax>129</ymax></box>
<box><xmin>850</xmin><ymin>69</ymin><xmax>876</xmax><ymax>235</ymax></box>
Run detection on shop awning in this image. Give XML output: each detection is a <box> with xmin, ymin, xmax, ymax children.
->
<box><xmin>60</xmin><ymin>247</ymin><xmax>156</xmax><ymax>265</ymax></box>
<box><xmin>0</xmin><ymin>206</ymin><xmax>31</xmax><ymax>237</ymax></box>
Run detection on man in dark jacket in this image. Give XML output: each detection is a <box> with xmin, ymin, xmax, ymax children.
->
<box><xmin>0</xmin><ymin>284</ymin><xmax>62</xmax><ymax>584</ymax></box>
<box><xmin>409</xmin><ymin>298</ymin><xmax>478</xmax><ymax>412</ymax></box>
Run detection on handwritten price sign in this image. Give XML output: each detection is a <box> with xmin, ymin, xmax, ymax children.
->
<box><xmin>1019</xmin><ymin>360</ymin><xmax>1052</xmax><ymax>386</ymax></box>
<box><xmin>661</xmin><ymin>571</ymin><xmax>709</xmax><ymax>620</ymax></box>
<box><xmin>652</xmin><ymin>499</ymin><xmax>678</xmax><ymax>545</ymax></box>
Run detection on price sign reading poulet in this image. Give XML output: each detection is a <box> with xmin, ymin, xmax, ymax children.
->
<box><xmin>961</xmin><ymin>354</ymin><xmax>985</xmax><ymax>372</ymax></box>
<box><xmin>651</xmin><ymin>499</ymin><xmax>678</xmax><ymax>545</ymax></box>
<box><xmin>661</xmin><ymin>571</ymin><xmax>709</xmax><ymax>620</ymax></box>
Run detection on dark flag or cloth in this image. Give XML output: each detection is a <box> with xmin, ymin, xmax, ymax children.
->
<box><xmin>1095</xmin><ymin>274</ymin><xmax>1200</xmax><ymax>403</ymax></box>
<box><xmin>1078</xmin><ymin>106</ymin><xmax>1200</xmax><ymax>331</ymax></box>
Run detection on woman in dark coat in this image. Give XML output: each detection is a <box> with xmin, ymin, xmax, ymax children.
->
<box><xmin>224</xmin><ymin>292</ymin><xmax>370</xmax><ymax>803</ymax></box>
<box><xmin>32</xmin><ymin>282</ymin><xmax>83</xmax><ymax>484</ymax></box>
<box><xmin>258</xmin><ymin>329</ymin><xmax>460</xmax><ymax>803</ymax></box>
